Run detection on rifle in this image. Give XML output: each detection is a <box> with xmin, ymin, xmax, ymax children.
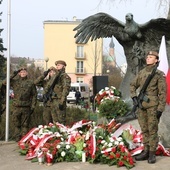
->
<box><xmin>115</xmin><ymin>62</ymin><xmax>159</xmax><ymax>124</ymax></box>
<box><xmin>43</xmin><ymin>70</ymin><xmax>62</xmax><ymax>106</ymax></box>
<box><xmin>131</xmin><ymin>61</ymin><xmax>159</xmax><ymax>118</ymax></box>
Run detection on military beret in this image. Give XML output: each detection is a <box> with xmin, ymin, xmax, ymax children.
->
<box><xmin>55</xmin><ymin>60</ymin><xmax>67</xmax><ymax>66</ymax></box>
<box><xmin>147</xmin><ymin>51</ymin><xmax>159</xmax><ymax>58</ymax></box>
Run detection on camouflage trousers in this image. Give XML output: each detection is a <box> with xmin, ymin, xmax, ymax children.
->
<box><xmin>43</xmin><ymin>106</ymin><xmax>53</xmax><ymax>125</ymax></box>
<box><xmin>12</xmin><ymin>106</ymin><xmax>31</xmax><ymax>140</ymax></box>
<box><xmin>50</xmin><ymin>99</ymin><xmax>66</xmax><ymax>125</ymax></box>
<box><xmin>138</xmin><ymin>106</ymin><xmax>159</xmax><ymax>152</ymax></box>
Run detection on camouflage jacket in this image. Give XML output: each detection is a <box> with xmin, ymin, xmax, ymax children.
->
<box><xmin>34</xmin><ymin>74</ymin><xmax>52</xmax><ymax>106</ymax></box>
<box><xmin>34</xmin><ymin>74</ymin><xmax>48</xmax><ymax>87</ymax></box>
<box><xmin>45</xmin><ymin>69</ymin><xmax>71</xmax><ymax>104</ymax></box>
<box><xmin>9</xmin><ymin>76</ymin><xmax>37</xmax><ymax>109</ymax></box>
<box><xmin>130</xmin><ymin>65</ymin><xmax>167</xmax><ymax>112</ymax></box>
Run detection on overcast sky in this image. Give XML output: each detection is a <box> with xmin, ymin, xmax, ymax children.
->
<box><xmin>0</xmin><ymin>0</ymin><xmax>168</xmax><ymax>66</ymax></box>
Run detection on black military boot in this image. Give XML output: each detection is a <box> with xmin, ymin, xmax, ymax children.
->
<box><xmin>135</xmin><ymin>150</ymin><xmax>149</xmax><ymax>161</ymax></box>
<box><xmin>148</xmin><ymin>151</ymin><xmax>156</xmax><ymax>164</ymax></box>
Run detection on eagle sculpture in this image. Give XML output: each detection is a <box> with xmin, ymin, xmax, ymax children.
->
<box><xmin>73</xmin><ymin>12</ymin><xmax>170</xmax><ymax>99</ymax></box>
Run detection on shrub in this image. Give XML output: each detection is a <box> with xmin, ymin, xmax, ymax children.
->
<box><xmin>98</xmin><ymin>98</ymin><xmax>129</xmax><ymax>120</ymax></box>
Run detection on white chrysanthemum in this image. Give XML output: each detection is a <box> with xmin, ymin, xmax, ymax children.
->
<box><xmin>44</xmin><ymin>125</ymin><xmax>48</xmax><ymax>129</ymax></box>
<box><xmin>105</xmin><ymin>87</ymin><xmax>109</xmax><ymax>90</ymax></box>
<box><xmin>61</xmin><ymin>137</ymin><xmax>64</xmax><ymax>141</ymax></box>
<box><xmin>56</xmin><ymin>145</ymin><xmax>61</xmax><ymax>149</ymax></box>
<box><xmin>117</xmin><ymin>137</ymin><xmax>122</xmax><ymax>142</ymax></box>
<box><xmin>66</xmin><ymin>144</ymin><xmax>70</xmax><ymax>149</ymax></box>
<box><xmin>108</xmin><ymin>142</ymin><xmax>113</xmax><ymax>147</ymax></box>
<box><xmin>61</xmin><ymin>151</ymin><xmax>66</xmax><ymax>157</ymax></box>
<box><xmin>55</xmin><ymin>132</ymin><xmax>61</xmax><ymax>137</ymax></box>
<box><xmin>101</xmin><ymin>140</ymin><xmax>106</xmax><ymax>144</ymax></box>
<box><xmin>79</xmin><ymin>130</ymin><xmax>83</xmax><ymax>134</ymax></box>
<box><xmin>119</xmin><ymin>141</ymin><xmax>124</xmax><ymax>145</ymax></box>
<box><xmin>109</xmin><ymin>137</ymin><xmax>114</xmax><ymax>142</ymax></box>
<box><xmin>83</xmin><ymin>143</ymin><xmax>86</xmax><ymax>147</ymax></box>
<box><xmin>38</xmin><ymin>125</ymin><xmax>43</xmax><ymax>129</ymax></box>
<box><xmin>114</xmin><ymin>141</ymin><xmax>119</xmax><ymax>145</ymax></box>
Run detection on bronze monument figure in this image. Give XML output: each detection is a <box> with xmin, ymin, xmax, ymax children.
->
<box><xmin>73</xmin><ymin>12</ymin><xmax>170</xmax><ymax>99</ymax></box>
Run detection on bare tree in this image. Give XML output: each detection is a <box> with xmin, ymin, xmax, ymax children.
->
<box><xmin>101</xmin><ymin>0</ymin><xmax>170</xmax><ymax>18</ymax></box>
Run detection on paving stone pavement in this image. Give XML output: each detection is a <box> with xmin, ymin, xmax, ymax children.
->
<box><xmin>0</xmin><ymin>141</ymin><xmax>170</xmax><ymax>170</ymax></box>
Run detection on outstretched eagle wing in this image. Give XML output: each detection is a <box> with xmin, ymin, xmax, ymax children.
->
<box><xmin>73</xmin><ymin>12</ymin><xmax>127</xmax><ymax>43</ymax></box>
<box><xmin>139</xmin><ymin>18</ymin><xmax>170</xmax><ymax>50</ymax></box>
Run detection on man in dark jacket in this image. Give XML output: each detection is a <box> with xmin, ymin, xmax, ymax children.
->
<box><xmin>75</xmin><ymin>90</ymin><xmax>81</xmax><ymax>105</ymax></box>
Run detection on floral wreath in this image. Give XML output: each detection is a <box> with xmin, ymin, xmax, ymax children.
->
<box><xmin>95</xmin><ymin>86</ymin><xmax>121</xmax><ymax>105</ymax></box>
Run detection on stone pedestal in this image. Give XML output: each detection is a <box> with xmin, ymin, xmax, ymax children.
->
<box><xmin>158</xmin><ymin>104</ymin><xmax>170</xmax><ymax>148</ymax></box>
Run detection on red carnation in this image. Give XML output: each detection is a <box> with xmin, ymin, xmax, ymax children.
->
<box><xmin>129</xmin><ymin>159</ymin><xmax>134</xmax><ymax>165</ymax></box>
<box><xmin>111</xmin><ymin>147</ymin><xmax>116</xmax><ymax>153</ymax></box>
<box><xmin>121</xmin><ymin>147</ymin><xmax>125</xmax><ymax>153</ymax></box>
<box><xmin>109</xmin><ymin>154</ymin><xmax>114</xmax><ymax>159</ymax></box>
<box><xmin>118</xmin><ymin>161</ymin><xmax>124</xmax><ymax>166</ymax></box>
<box><xmin>116</xmin><ymin>152</ymin><xmax>120</xmax><ymax>158</ymax></box>
<box><xmin>104</xmin><ymin>152</ymin><xmax>109</xmax><ymax>156</ymax></box>
<box><xmin>123</xmin><ymin>155</ymin><xmax>127</xmax><ymax>160</ymax></box>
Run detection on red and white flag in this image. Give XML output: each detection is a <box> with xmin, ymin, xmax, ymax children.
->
<box><xmin>158</xmin><ymin>35</ymin><xmax>170</xmax><ymax>104</ymax></box>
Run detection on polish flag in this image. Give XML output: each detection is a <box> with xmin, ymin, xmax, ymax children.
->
<box><xmin>158</xmin><ymin>35</ymin><xmax>170</xmax><ymax>104</ymax></box>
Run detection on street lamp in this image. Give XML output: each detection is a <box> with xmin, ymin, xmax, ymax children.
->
<box><xmin>106</xmin><ymin>69</ymin><xmax>110</xmax><ymax>74</ymax></box>
<box><xmin>44</xmin><ymin>57</ymin><xmax>49</xmax><ymax>70</ymax></box>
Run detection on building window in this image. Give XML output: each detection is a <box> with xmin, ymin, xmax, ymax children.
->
<box><xmin>77</xmin><ymin>77</ymin><xmax>83</xmax><ymax>83</ymax></box>
<box><xmin>76</xmin><ymin>61</ymin><xmax>84</xmax><ymax>73</ymax></box>
<box><xmin>77</xmin><ymin>46</ymin><xmax>84</xmax><ymax>58</ymax></box>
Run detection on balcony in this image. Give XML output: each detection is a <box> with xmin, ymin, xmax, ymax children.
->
<box><xmin>75</xmin><ymin>67</ymin><xmax>86</xmax><ymax>74</ymax></box>
<box><xmin>75</xmin><ymin>52</ymin><xmax>86</xmax><ymax>60</ymax></box>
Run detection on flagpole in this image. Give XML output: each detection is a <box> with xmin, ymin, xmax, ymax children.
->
<box><xmin>5</xmin><ymin>0</ymin><xmax>11</xmax><ymax>142</ymax></box>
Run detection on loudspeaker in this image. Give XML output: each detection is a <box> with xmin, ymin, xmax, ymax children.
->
<box><xmin>93</xmin><ymin>76</ymin><xmax>108</xmax><ymax>95</ymax></box>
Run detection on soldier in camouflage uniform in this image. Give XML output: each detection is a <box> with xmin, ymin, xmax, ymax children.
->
<box><xmin>3</xmin><ymin>67</ymin><xmax>37</xmax><ymax>142</ymax></box>
<box><xmin>130</xmin><ymin>51</ymin><xmax>166</xmax><ymax>164</ymax></box>
<box><xmin>34</xmin><ymin>67</ymin><xmax>56</xmax><ymax>125</ymax></box>
<box><xmin>44</xmin><ymin>60</ymin><xmax>71</xmax><ymax>125</ymax></box>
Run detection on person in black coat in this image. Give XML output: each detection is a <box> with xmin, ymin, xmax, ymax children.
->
<box><xmin>75</xmin><ymin>90</ymin><xmax>81</xmax><ymax>105</ymax></box>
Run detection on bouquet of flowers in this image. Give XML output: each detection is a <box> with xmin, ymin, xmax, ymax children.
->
<box><xmin>95</xmin><ymin>86</ymin><xmax>121</xmax><ymax>105</ymax></box>
<box><xmin>55</xmin><ymin>143</ymin><xmax>79</xmax><ymax>162</ymax></box>
<box><xmin>18</xmin><ymin>120</ymin><xmax>170</xmax><ymax>169</ymax></box>
<box><xmin>95</xmin><ymin>86</ymin><xmax>129</xmax><ymax>120</ymax></box>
